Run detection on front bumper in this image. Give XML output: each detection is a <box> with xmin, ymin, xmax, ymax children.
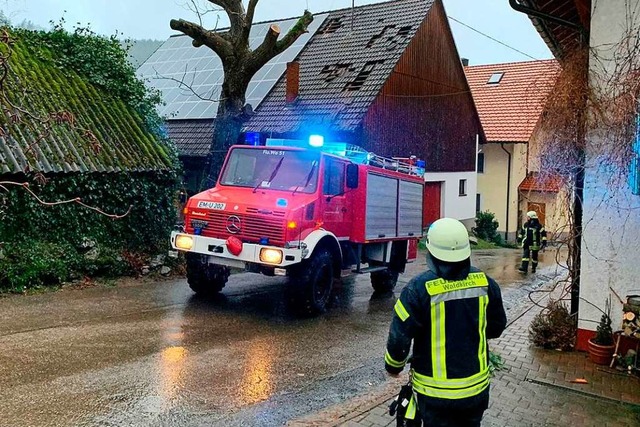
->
<box><xmin>170</xmin><ymin>231</ymin><xmax>304</xmax><ymax>269</ymax></box>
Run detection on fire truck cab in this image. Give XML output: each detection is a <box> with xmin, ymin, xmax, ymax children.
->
<box><xmin>171</xmin><ymin>138</ymin><xmax>424</xmax><ymax>315</ymax></box>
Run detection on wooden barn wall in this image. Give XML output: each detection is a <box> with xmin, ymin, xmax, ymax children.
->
<box><xmin>362</xmin><ymin>0</ymin><xmax>480</xmax><ymax>173</ymax></box>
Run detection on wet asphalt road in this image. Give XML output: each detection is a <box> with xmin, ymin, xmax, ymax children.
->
<box><xmin>0</xmin><ymin>248</ymin><xmax>563</xmax><ymax>427</ymax></box>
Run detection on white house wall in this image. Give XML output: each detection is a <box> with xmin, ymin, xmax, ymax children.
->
<box><xmin>579</xmin><ymin>1</ymin><xmax>640</xmax><ymax>333</ymax></box>
<box><xmin>476</xmin><ymin>143</ymin><xmax>527</xmax><ymax>241</ymax></box>
<box><xmin>580</xmin><ymin>164</ymin><xmax>640</xmax><ymax>332</ymax></box>
<box><xmin>424</xmin><ymin>171</ymin><xmax>477</xmax><ymax>226</ymax></box>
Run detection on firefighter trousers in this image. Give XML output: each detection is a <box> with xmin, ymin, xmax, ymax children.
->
<box><xmin>520</xmin><ymin>246</ymin><xmax>539</xmax><ymax>272</ymax></box>
<box><xmin>416</xmin><ymin>395</ymin><xmax>486</xmax><ymax>427</ymax></box>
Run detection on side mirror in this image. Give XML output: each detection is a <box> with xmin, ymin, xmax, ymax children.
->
<box><xmin>346</xmin><ymin>164</ymin><xmax>359</xmax><ymax>189</ymax></box>
<box><xmin>179</xmin><ymin>190</ymin><xmax>188</xmax><ymax>204</ymax></box>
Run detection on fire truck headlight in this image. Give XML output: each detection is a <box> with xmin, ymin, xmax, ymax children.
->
<box><xmin>260</xmin><ymin>248</ymin><xmax>283</xmax><ymax>264</ymax></box>
<box><xmin>287</xmin><ymin>221</ymin><xmax>297</xmax><ymax>229</ymax></box>
<box><xmin>175</xmin><ymin>234</ymin><xmax>194</xmax><ymax>251</ymax></box>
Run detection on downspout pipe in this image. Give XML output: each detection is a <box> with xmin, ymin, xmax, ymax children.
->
<box><xmin>500</xmin><ymin>143</ymin><xmax>512</xmax><ymax>243</ymax></box>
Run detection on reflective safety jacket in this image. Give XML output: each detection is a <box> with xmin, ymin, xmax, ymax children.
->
<box><xmin>385</xmin><ymin>268</ymin><xmax>507</xmax><ymax>414</ymax></box>
<box><xmin>518</xmin><ymin>220</ymin><xmax>547</xmax><ymax>250</ymax></box>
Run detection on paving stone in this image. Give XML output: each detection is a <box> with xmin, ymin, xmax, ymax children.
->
<box><xmin>289</xmin><ymin>290</ymin><xmax>640</xmax><ymax>427</ymax></box>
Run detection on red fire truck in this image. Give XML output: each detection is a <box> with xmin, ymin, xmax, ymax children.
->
<box><xmin>171</xmin><ymin>137</ymin><xmax>424</xmax><ymax>315</ymax></box>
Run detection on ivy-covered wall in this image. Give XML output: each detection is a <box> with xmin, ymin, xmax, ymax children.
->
<box><xmin>0</xmin><ymin>171</ymin><xmax>180</xmax><ymax>291</ymax></box>
<box><xmin>0</xmin><ymin>172</ymin><xmax>177</xmax><ymax>250</ymax></box>
<box><xmin>0</xmin><ymin>25</ymin><xmax>181</xmax><ymax>291</ymax></box>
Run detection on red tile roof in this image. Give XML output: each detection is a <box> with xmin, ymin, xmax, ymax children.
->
<box><xmin>465</xmin><ymin>60</ymin><xmax>560</xmax><ymax>143</ymax></box>
<box><xmin>519</xmin><ymin>173</ymin><xmax>563</xmax><ymax>193</ymax></box>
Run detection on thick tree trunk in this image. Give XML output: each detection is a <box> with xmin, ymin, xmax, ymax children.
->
<box><xmin>171</xmin><ymin>3</ymin><xmax>314</xmax><ymax>190</ymax></box>
<box><xmin>203</xmin><ymin>72</ymin><xmax>251</xmax><ymax>188</ymax></box>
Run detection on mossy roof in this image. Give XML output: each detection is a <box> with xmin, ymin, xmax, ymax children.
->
<box><xmin>0</xmin><ymin>33</ymin><xmax>174</xmax><ymax>175</ymax></box>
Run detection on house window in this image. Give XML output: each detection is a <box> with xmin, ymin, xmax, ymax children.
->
<box><xmin>476</xmin><ymin>193</ymin><xmax>481</xmax><ymax>212</ymax></box>
<box><xmin>323</xmin><ymin>157</ymin><xmax>345</xmax><ymax>196</ymax></box>
<box><xmin>631</xmin><ymin>111</ymin><xmax>640</xmax><ymax>195</ymax></box>
<box><xmin>487</xmin><ymin>72</ymin><xmax>504</xmax><ymax>84</ymax></box>
<box><xmin>459</xmin><ymin>179</ymin><xmax>467</xmax><ymax>196</ymax></box>
<box><xmin>477</xmin><ymin>152</ymin><xmax>485</xmax><ymax>173</ymax></box>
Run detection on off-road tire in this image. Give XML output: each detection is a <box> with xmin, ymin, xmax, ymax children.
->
<box><xmin>289</xmin><ymin>248</ymin><xmax>334</xmax><ymax>316</ymax></box>
<box><xmin>371</xmin><ymin>268</ymin><xmax>399</xmax><ymax>293</ymax></box>
<box><xmin>185</xmin><ymin>253</ymin><xmax>230</xmax><ymax>296</ymax></box>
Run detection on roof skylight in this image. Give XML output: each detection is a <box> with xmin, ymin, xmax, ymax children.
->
<box><xmin>487</xmin><ymin>72</ymin><xmax>504</xmax><ymax>84</ymax></box>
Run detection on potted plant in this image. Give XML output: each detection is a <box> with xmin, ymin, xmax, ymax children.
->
<box><xmin>587</xmin><ymin>299</ymin><xmax>615</xmax><ymax>365</ymax></box>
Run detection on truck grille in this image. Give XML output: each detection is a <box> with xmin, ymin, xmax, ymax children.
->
<box><xmin>245</xmin><ymin>207</ymin><xmax>286</xmax><ymax>217</ymax></box>
<box><xmin>191</xmin><ymin>211</ymin><xmax>286</xmax><ymax>246</ymax></box>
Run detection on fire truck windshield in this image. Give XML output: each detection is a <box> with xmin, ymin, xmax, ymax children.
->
<box><xmin>220</xmin><ymin>148</ymin><xmax>320</xmax><ymax>193</ymax></box>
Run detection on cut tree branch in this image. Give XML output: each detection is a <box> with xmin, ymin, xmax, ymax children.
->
<box><xmin>208</xmin><ymin>0</ymin><xmax>245</xmax><ymax>39</ymax></box>
<box><xmin>170</xmin><ymin>18</ymin><xmax>233</xmax><ymax>59</ymax></box>
<box><xmin>249</xmin><ymin>10</ymin><xmax>313</xmax><ymax>74</ymax></box>
<box><xmin>245</xmin><ymin>0</ymin><xmax>260</xmax><ymax>34</ymax></box>
<box><xmin>274</xmin><ymin>10</ymin><xmax>313</xmax><ymax>54</ymax></box>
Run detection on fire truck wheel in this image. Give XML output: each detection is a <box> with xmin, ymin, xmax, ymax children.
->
<box><xmin>290</xmin><ymin>248</ymin><xmax>334</xmax><ymax>316</ymax></box>
<box><xmin>185</xmin><ymin>253</ymin><xmax>230</xmax><ymax>296</ymax></box>
<box><xmin>370</xmin><ymin>268</ymin><xmax>399</xmax><ymax>293</ymax></box>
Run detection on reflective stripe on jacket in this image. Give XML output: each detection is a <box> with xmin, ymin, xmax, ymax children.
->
<box><xmin>385</xmin><ymin>268</ymin><xmax>507</xmax><ymax>409</ymax></box>
<box><xmin>518</xmin><ymin>221</ymin><xmax>547</xmax><ymax>250</ymax></box>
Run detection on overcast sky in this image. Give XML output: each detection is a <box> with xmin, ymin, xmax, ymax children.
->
<box><xmin>3</xmin><ymin>0</ymin><xmax>552</xmax><ymax>65</ymax></box>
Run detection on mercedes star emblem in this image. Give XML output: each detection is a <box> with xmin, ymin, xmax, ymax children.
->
<box><xmin>226</xmin><ymin>215</ymin><xmax>242</xmax><ymax>234</ymax></box>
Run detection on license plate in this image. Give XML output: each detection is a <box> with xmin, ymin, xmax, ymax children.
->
<box><xmin>197</xmin><ymin>201</ymin><xmax>226</xmax><ymax>210</ymax></box>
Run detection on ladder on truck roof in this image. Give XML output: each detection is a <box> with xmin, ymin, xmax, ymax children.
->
<box><xmin>342</xmin><ymin>145</ymin><xmax>425</xmax><ymax>177</ymax></box>
<box><xmin>263</xmin><ymin>138</ymin><xmax>424</xmax><ymax>177</ymax></box>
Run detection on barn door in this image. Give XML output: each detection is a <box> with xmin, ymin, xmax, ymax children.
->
<box><xmin>423</xmin><ymin>182</ymin><xmax>442</xmax><ymax>228</ymax></box>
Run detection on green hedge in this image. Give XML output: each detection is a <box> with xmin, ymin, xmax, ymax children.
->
<box><xmin>0</xmin><ymin>25</ymin><xmax>181</xmax><ymax>292</ymax></box>
<box><xmin>0</xmin><ymin>171</ymin><xmax>179</xmax><ymax>292</ymax></box>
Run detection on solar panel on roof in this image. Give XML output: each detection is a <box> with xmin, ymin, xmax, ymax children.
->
<box><xmin>139</xmin><ymin>14</ymin><xmax>328</xmax><ymax>120</ymax></box>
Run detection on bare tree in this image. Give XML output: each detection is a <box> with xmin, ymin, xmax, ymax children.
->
<box><xmin>170</xmin><ymin>0</ymin><xmax>313</xmax><ymax>185</ymax></box>
<box><xmin>532</xmin><ymin>8</ymin><xmax>640</xmax><ymax>316</ymax></box>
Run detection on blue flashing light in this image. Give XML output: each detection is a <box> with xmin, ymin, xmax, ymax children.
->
<box><xmin>259</xmin><ymin>237</ymin><xmax>270</xmax><ymax>245</ymax></box>
<box><xmin>245</xmin><ymin>132</ymin><xmax>261</xmax><ymax>146</ymax></box>
<box><xmin>264</xmin><ymin>137</ymin><xmax>356</xmax><ymax>160</ymax></box>
<box><xmin>309</xmin><ymin>135</ymin><xmax>325</xmax><ymax>147</ymax></box>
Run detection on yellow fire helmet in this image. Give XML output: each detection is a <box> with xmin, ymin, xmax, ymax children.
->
<box><xmin>527</xmin><ymin>211</ymin><xmax>538</xmax><ymax>219</ymax></box>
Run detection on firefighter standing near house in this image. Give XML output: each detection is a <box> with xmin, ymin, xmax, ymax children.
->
<box><xmin>517</xmin><ymin>211</ymin><xmax>547</xmax><ymax>274</ymax></box>
<box><xmin>384</xmin><ymin>218</ymin><xmax>507</xmax><ymax>426</ymax></box>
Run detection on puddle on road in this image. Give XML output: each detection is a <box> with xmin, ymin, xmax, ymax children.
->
<box><xmin>470</xmin><ymin>248</ymin><xmax>564</xmax><ymax>290</ymax></box>
<box><xmin>238</xmin><ymin>338</ymin><xmax>276</xmax><ymax>405</ymax></box>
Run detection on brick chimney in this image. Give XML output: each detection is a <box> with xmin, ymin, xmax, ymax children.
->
<box><xmin>286</xmin><ymin>61</ymin><xmax>300</xmax><ymax>104</ymax></box>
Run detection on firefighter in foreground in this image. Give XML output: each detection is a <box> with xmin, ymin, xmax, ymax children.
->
<box><xmin>517</xmin><ymin>210</ymin><xmax>547</xmax><ymax>274</ymax></box>
<box><xmin>384</xmin><ymin>218</ymin><xmax>507</xmax><ymax>426</ymax></box>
